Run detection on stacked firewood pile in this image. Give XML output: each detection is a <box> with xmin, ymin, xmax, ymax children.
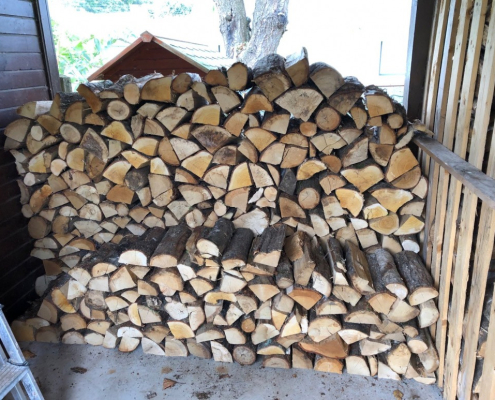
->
<box><xmin>6</xmin><ymin>49</ymin><xmax>438</xmax><ymax>382</ymax></box>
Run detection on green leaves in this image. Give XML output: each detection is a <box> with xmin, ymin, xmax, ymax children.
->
<box><xmin>52</xmin><ymin>20</ymin><xmax>134</xmax><ymax>87</ymax></box>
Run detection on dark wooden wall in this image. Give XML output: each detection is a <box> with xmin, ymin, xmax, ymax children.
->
<box><xmin>403</xmin><ymin>0</ymin><xmax>436</xmax><ymax>120</ymax></box>
<box><xmin>0</xmin><ymin>0</ymin><xmax>60</xmax><ymax>321</ymax></box>
<box><xmin>100</xmin><ymin>41</ymin><xmax>205</xmax><ymax>82</ymax></box>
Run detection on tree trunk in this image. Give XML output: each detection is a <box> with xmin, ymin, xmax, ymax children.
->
<box><xmin>213</xmin><ymin>0</ymin><xmax>251</xmax><ymax>59</ymax></box>
<box><xmin>215</xmin><ymin>0</ymin><xmax>289</xmax><ymax>67</ymax></box>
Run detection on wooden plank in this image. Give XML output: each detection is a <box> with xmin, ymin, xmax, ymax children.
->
<box><xmin>0</xmin><ymin>87</ymin><xmax>50</xmax><ymax>109</ymax></box>
<box><xmin>0</xmin><ymin>34</ymin><xmax>41</xmax><ymax>53</ymax></box>
<box><xmin>403</xmin><ymin>0</ymin><xmax>437</xmax><ymax>120</ymax></box>
<box><xmin>0</xmin><ymin>196</ymin><xmax>21</xmax><ymax>224</ymax></box>
<box><xmin>0</xmin><ymin>213</ymin><xmax>26</xmax><ymax>240</ymax></box>
<box><xmin>425</xmin><ymin>0</ymin><xmax>474</xmax><ymax>362</ymax></box>
<box><xmin>423</xmin><ymin>0</ymin><xmax>452</xmax><ymax>129</ymax></box>
<box><xmin>430</xmin><ymin>0</ymin><xmax>472</xmax><ymax>281</ymax></box>
<box><xmin>457</xmin><ymin>203</ymin><xmax>495</xmax><ymax>397</ymax></box>
<box><xmin>422</xmin><ymin>0</ymin><xmax>460</xmax><ymax>265</ymax></box>
<box><xmin>0</xmin><ymin>107</ymin><xmax>19</xmax><ymax>128</ymax></box>
<box><xmin>421</xmin><ymin>0</ymin><xmax>440</xmax><ymax>123</ymax></box>
<box><xmin>35</xmin><ymin>0</ymin><xmax>60</xmax><ymax>96</ymax></box>
<box><xmin>0</xmin><ymin>70</ymin><xmax>47</xmax><ymax>91</ymax></box>
<box><xmin>0</xmin><ymin>227</ymin><xmax>33</xmax><ymax>266</ymax></box>
<box><xmin>0</xmin><ymin>15</ymin><xmax>37</xmax><ymax>35</ymax></box>
<box><xmin>414</xmin><ymin>133</ymin><xmax>495</xmax><ymax>211</ymax></box>
<box><xmin>0</xmin><ymin>163</ymin><xmax>18</xmax><ymax>195</ymax></box>
<box><xmin>0</xmin><ymin>52</ymin><xmax>45</xmax><ymax>71</ymax></box>
<box><xmin>443</xmin><ymin>4</ymin><xmax>495</xmax><ymax>398</ymax></box>
<box><xmin>106</xmin><ymin>58</ymin><xmax>208</xmax><ymax>73</ymax></box>
<box><xmin>0</xmin><ymin>0</ymin><xmax>35</xmax><ymax>18</ymax></box>
<box><xmin>479</xmin><ymin>285</ymin><xmax>495</xmax><ymax>399</ymax></box>
<box><xmin>0</xmin><ymin>241</ymin><xmax>35</xmax><ymax>279</ymax></box>
<box><xmin>417</xmin><ymin>0</ymin><xmax>441</xmax><ymax>245</ymax></box>
<box><xmin>439</xmin><ymin>0</ymin><xmax>488</xmax><ymax>392</ymax></box>
<box><xmin>0</xmin><ymin>263</ymin><xmax>43</xmax><ymax>320</ymax></box>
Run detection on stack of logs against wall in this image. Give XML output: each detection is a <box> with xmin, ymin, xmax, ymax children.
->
<box><xmin>5</xmin><ymin>49</ymin><xmax>438</xmax><ymax>382</ymax></box>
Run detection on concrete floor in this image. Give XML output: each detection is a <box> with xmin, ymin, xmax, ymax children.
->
<box><xmin>19</xmin><ymin>342</ymin><xmax>443</xmax><ymax>400</ymax></box>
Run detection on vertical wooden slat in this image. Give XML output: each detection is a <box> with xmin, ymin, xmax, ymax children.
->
<box><xmin>421</xmin><ymin>0</ymin><xmax>452</xmax><ymax>188</ymax></box>
<box><xmin>448</xmin><ymin>1</ymin><xmax>491</xmax><ymax>395</ymax></box>
<box><xmin>479</xmin><ymin>285</ymin><xmax>495</xmax><ymax>399</ymax></box>
<box><xmin>423</xmin><ymin>0</ymin><xmax>453</xmax><ymax>129</ymax></box>
<box><xmin>457</xmin><ymin>203</ymin><xmax>495</xmax><ymax>398</ymax></box>
<box><xmin>443</xmin><ymin>4</ymin><xmax>495</xmax><ymax>398</ymax></box>
<box><xmin>423</xmin><ymin>0</ymin><xmax>460</xmax><ymax>267</ymax></box>
<box><xmin>417</xmin><ymin>0</ymin><xmax>441</xmax><ymax>232</ymax></box>
<box><xmin>421</xmin><ymin>0</ymin><xmax>441</xmax><ymax>123</ymax></box>
<box><xmin>428</xmin><ymin>0</ymin><xmax>487</xmax><ymax>385</ymax></box>
<box><xmin>430</xmin><ymin>0</ymin><xmax>473</xmax><ymax>286</ymax></box>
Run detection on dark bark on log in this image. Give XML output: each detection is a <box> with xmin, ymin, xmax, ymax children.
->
<box><xmin>221</xmin><ymin>228</ymin><xmax>254</xmax><ymax>269</ymax></box>
<box><xmin>318</xmin><ymin>236</ymin><xmax>349</xmax><ymax>286</ymax></box>
<box><xmin>279</xmin><ymin>168</ymin><xmax>297</xmax><ymax>195</ymax></box>
<box><xmin>327</xmin><ymin>77</ymin><xmax>365</xmax><ymax>115</ymax></box>
<box><xmin>251</xmin><ymin>224</ymin><xmax>286</xmax><ymax>267</ymax></box>
<box><xmin>151</xmin><ymin>224</ymin><xmax>191</xmax><ymax>268</ymax></box>
<box><xmin>292</xmin><ymin>234</ymin><xmax>316</xmax><ymax>286</ymax></box>
<box><xmin>197</xmin><ymin>218</ymin><xmax>234</xmax><ymax>257</ymax></box>
<box><xmin>339</xmin><ymin>321</ymin><xmax>371</xmax><ymax>344</ymax></box>
<box><xmin>345</xmin><ymin>240</ymin><xmax>374</xmax><ymax>295</ymax></box>
<box><xmin>367</xmin><ymin>248</ymin><xmax>408</xmax><ymax>298</ymax></box>
<box><xmin>394</xmin><ymin>251</ymin><xmax>438</xmax><ymax>306</ymax></box>
<box><xmin>275</xmin><ymin>256</ymin><xmax>294</xmax><ymax>289</ymax></box>
<box><xmin>125</xmin><ymin>168</ymin><xmax>150</xmax><ymax>191</ymax></box>
<box><xmin>344</xmin><ymin>298</ymin><xmax>380</xmax><ymax>325</ymax></box>
<box><xmin>252</xmin><ymin>54</ymin><xmax>292</xmax><ymax>102</ymax></box>
<box><xmin>311</xmin><ymin>239</ymin><xmax>333</xmax><ymax>297</ymax></box>
<box><xmin>118</xmin><ymin>227</ymin><xmax>165</xmax><ymax>265</ymax></box>
<box><xmin>337</xmin><ymin>135</ymin><xmax>369</xmax><ymax>168</ymax></box>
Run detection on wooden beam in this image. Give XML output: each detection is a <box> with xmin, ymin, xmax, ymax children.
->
<box><xmin>403</xmin><ymin>0</ymin><xmax>436</xmax><ymax>120</ymax></box>
<box><xmin>413</xmin><ymin>133</ymin><xmax>495</xmax><ymax>211</ymax></box>
<box><xmin>35</xmin><ymin>0</ymin><xmax>61</xmax><ymax>97</ymax></box>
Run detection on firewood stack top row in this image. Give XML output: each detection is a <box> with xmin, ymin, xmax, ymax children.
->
<box><xmin>6</xmin><ymin>48</ymin><xmax>438</xmax><ymax>382</ymax></box>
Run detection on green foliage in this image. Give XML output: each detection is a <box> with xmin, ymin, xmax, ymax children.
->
<box><xmin>73</xmin><ymin>0</ymin><xmax>149</xmax><ymax>13</ymax></box>
<box><xmin>148</xmin><ymin>1</ymin><xmax>192</xmax><ymax>18</ymax></box>
<box><xmin>50</xmin><ymin>0</ymin><xmax>192</xmax><ymax>86</ymax></box>
<box><xmin>52</xmin><ymin>21</ymin><xmax>134</xmax><ymax>86</ymax></box>
<box><xmin>71</xmin><ymin>0</ymin><xmax>192</xmax><ymax>15</ymax></box>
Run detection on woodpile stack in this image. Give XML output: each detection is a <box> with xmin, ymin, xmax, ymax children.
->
<box><xmin>6</xmin><ymin>49</ymin><xmax>438</xmax><ymax>382</ymax></box>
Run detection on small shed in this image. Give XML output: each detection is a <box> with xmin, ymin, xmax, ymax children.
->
<box><xmin>87</xmin><ymin>31</ymin><xmax>233</xmax><ymax>82</ymax></box>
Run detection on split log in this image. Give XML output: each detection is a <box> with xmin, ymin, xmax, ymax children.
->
<box><xmin>394</xmin><ymin>251</ymin><xmax>438</xmax><ymax>305</ymax></box>
<box><xmin>345</xmin><ymin>343</ymin><xmax>370</xmax><ymax>376</ymax></box>
<box><xmin>150</xmin><ymin>224</ymin><xmax>191</xmax><ymax>268</ymax></box>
